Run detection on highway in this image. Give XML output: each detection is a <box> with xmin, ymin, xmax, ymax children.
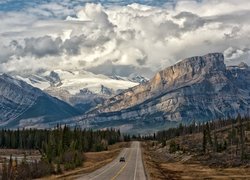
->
<box><xmin>77</xmin><ymin>141</ymin><xmax>147</xmax><ymax>180</ymax></box>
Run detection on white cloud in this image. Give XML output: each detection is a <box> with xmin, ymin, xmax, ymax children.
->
<box><xmin>0</xmin><ymin>0</ymin><xmax>250</xmax><ymax>77</ymax></box>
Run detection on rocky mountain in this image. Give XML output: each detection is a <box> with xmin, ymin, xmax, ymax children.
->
<box><xmin>128</xmin><ymin>74</ymin><xmax>149</xmax><ymax>83</ymax></box>
<box><xmin>76</xmin><ymin>53</ymin><xmax>250</xmax><ymax>133</ymax></box>
<box><xmin>16</xmin><ymin>69</ymin><xmax>138</xmax><ymax>112</ymax></box>
<box><xmin>0</xmin><ymin>74</ymin><xmax>80</xmax><ymax>128</ymax></box>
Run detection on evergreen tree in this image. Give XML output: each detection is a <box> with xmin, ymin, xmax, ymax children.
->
<box><xmin>213</xmin><ymin>132</ymin><xmax>218</xmax><ymax>152</ymax></box>
<box><xmin>238</xmin><ymin>115</ymin><xmax>245</xmax><ymax>161</ymax></box>
<box><xmin>202</xmin><ymin>128</ymin><xmax>207</xmax><ymax>153</ymax></box>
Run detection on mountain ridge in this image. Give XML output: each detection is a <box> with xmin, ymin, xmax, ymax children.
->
<box><xmin>14</xmin><ymin>69</ymin><xmax>140</xmax><ymax>112</ymax></box>
<box><xmin>0</xmin><ymin>74</ymin><xmax>80</xmax><ymax>128</ymax></box>
<box><xmin>75</xmin><ymin>53</ymin><xmax>250</xmax><ymax>133</ymax></box>
<box><xmin>1</xmin><ymin>52</ymin><xmax>250</xmax><ymax>133</ymax></box>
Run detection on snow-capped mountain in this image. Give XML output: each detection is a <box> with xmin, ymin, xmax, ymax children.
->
<box><xmin>0</xmin><ymin>74</ymin><xmax>80</xmax><ymax>128</ymax></box>
<box><xmin>2</xmin><ymin>53</ymin><xmax>250</xmax><ymax>132</ymax></box>
<box><xmin>15</xmin><ymin>69</ymin><xmax>139</xmax><ymax>112</ymax></box>
<box><xmin>17</xmin><ymin>70</ymin><xmax>138</xmax><ymax>95</ymax></box>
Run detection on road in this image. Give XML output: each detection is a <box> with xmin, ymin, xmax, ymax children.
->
<box><xmin>77</xmin><ymin>141</ymin><xmax>147</xmax><ymax>180</ymax></box>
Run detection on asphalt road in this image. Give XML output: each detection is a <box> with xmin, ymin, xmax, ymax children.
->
<box><xmin>77</xmin><ymin>141</ymin><xmax>147</xmax><ymax>180</ymax></box>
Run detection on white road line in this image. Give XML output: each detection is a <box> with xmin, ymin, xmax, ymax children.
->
<box><xmin>90</xmin><ymin>149</ymin><xmax>128</xmax><ymax>180</ymax></box>
<box><xmin>133</xmin><ymin>142</ymin><xmax>139</xmax><ymax>180</ymax></box>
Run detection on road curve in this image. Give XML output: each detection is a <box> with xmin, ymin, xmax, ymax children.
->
<box><xmin>77</xmin><ymin>141</ymin><xmax>147</xmax><ymax>180</ymax></box>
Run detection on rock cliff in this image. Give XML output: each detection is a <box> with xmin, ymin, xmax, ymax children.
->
<box><xmin>77</xmin><ymin>53</ymin><xmax>250</xmax><ymax>133</ymax></box>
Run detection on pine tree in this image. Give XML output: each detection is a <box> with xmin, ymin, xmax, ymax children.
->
<box><xmin>202</xmin><ymin>128</ymin><xmax>207</xmax><ymax>153</ymax></box>
<box><xmin>238</xmin><ymin>115</ymin><xmax>245</xmax><ymax>161</ymax></box>
<box><xmin>213</xmin><ymin>132</ymin><xmax>218</xmax><ymax>152</ymax></box>
<box><xmin>206</xmin><ymin>123</ymin><xmax>213</xmax><ymax>147</ymax></box>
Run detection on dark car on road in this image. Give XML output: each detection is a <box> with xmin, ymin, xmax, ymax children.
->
<box><xmin>119</xmin><ymin>157</ymin><xmax>125</xmax><ymax>162</ymax></box>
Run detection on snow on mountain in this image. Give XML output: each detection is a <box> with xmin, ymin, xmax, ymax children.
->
<box><xmin>0</xmin><ymin>74</ymin><xmax>80</xmax><ymax>128</ymax></box>
<box><xmin>15</xmin><ymin>69</ymin><xmax>139</xmax><ymax>112</ymax></box>
<box><xmin>18</xmin><ymin>69</ymin><xmax>138</xmax><ymax>95</ymax></box>
<box><xmin>16</xmin><ymin>75</ymin><xmax>51</xmax><ymax>90</ymax></box>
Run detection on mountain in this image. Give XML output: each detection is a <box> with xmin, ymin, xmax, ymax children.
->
<box><xmin>0</xmin><ymin>74</ymin><xmax>80</xmax><ymax>128</ymax></box>
<box><xmin>75</xmin><ymin>53</ymin><xmax>250</xmax><ymax>133</ymax></box>
<box><xmin>16</xmin><ymin>69</ymin><xmax>138</xmax><ymax>112</ymax></box>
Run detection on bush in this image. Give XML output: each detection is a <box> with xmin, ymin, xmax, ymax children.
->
<box><xmin>169</xmin><ymin>140</ymin><xmax>180</xmax><ymax>153</ymax></box>
<box><xmin>62</xmin><ymin>150</ymin><xmax>83</xmax><ymax>170</ymax></box>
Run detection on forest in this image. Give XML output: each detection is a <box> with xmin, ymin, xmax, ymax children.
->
<box><xmin>0</xmin><ymin>125</ymin><xmax>122</xmax><ymax>179</ymax></box>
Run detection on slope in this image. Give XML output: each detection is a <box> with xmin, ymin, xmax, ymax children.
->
<box><xmin>0</xmin><ymin>74</ymin><xmax>80</xmax><ymax>128</ymax></box>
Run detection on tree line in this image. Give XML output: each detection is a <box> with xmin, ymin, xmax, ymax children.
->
<box><xmin>155</xmin><ymin>116</ymin><xmax>249</xmax><ymax>143</ymax></box>
<box><xmin>0</xmin><ymin>125</ymin><xmax>122</xmax><ymax>179</ymax></box>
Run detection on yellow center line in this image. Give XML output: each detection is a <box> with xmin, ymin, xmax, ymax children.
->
<box><xmin>110</xmin><ymin>148</ymin><xmax>133</xmax><ymax>180</ymax></box>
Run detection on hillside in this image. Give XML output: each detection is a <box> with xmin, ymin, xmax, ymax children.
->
<box><xmin>0</xmin><ymin>74</ymin><xmax>80</xmax><ymax>128</ymax></box>
<box><xmin>142</xmin><ymin>116</ymin><xmax>250</xmax><ymax>179</ymax></box>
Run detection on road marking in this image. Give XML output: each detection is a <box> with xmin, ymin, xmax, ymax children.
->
<box><xmin>111</xmin><ymin>148</ymin><xmax>133</xmax><ymax>180</ymax></box>
<box><xmin>133</xmin><ymin>142</ymin><xmax>139</xmax><ymax>180</ymax></box>
<box><xmin>90</xmin><ymin>149</ymin><xmax>128</xmax><ymax>180</ymax></box>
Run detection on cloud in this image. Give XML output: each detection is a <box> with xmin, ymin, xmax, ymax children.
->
<box><xmin>0</xmin><ymin>0</ymin><xmax>250</xmax><ymax>77</ymax></box>
<box><xmin>224</xmin><ymin>47</ymin><xmax>250</xmax><ymax>65</ymax></box>
<box><xmin>224</xmin><ymin>47</ymin><xmax>245</xmax><ymax>60</ymax></box>
<box><xmin>224</xmin><ymin>26</ymin><xmax>241</xmax><ymax>39</ymax></box>
<box><xmin>87</xmin><ymin>60</ymin><xmax>154</xmax><ymax>77</ymax></box>
<box><xmin>174</xmin><ymin>11</ymin><xmax>206</xmax><ymax>31</ymax></box>
<box><xmin>71</xmin><ymin>3</ymin><xmax>114</xmax><ymax>29</ymax></box>
<box><xmin>24</xmin><ymin>36</ymin><xmax>62</xmax><ymax>57</ymax></box>
<box><xmin>63</xmin><ymin>35</ymin><xmax>85</xmax><ymax>55</ymax></box>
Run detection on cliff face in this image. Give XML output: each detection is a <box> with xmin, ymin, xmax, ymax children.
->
<box><xmin>99</xmin><ymin>53</ymin><xmax>227</xmax><ymax>113</ymax></box>
<box><xmin>77</xmin><ymin>53</ymin><xmax>250</xmax><ymax>133</ymax></box>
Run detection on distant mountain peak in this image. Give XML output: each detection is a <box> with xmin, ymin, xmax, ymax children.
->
<box><xmin>238</xmin><ymin>62</ymin><xmax>249</xmax><ymax>69</ymax></box>
<box><xmin>128</xmin><ymin>74</ymin><xmax>149</xmax><ymax>83</ymax></box>
<box><xmin>100</xmin><ymin>85</ymin><xmax>114</xmax><ymax>96</ymax></box>
<box><xmin>46</xmin><ymin>71</ymin><xmax>62</xmax><ymax>87</ymax></box>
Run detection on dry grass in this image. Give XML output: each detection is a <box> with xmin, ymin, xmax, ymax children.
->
<box><xmin>142</xmin><ymin>141</ymin><xmax>250</xmax><ymax>180</ymax></box>
<box><xmin>161</xmin><ymin>163</ymin><xmax>250</xmax><ymax>179</ymax></box>
<box><xmin>40</xmin><ymin>142</ymin><xmax>130</xmax><ymax>180</ymax></box>
<box><xmin>142</xmin><ymin>142</ymin><xmax>180</xmax><ymax>180</ymax></box>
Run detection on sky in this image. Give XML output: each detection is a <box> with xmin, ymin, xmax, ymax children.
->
<box><xmin>0</xmin><ymin>0</ymin><xmax>250</xmax><ymax>78</ymax></box>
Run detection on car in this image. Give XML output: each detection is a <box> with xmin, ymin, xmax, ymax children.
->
<box><xmin>119</xmin><ymin>157</ymin><xmax>125</xmax><ymax>162</ymax></box>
